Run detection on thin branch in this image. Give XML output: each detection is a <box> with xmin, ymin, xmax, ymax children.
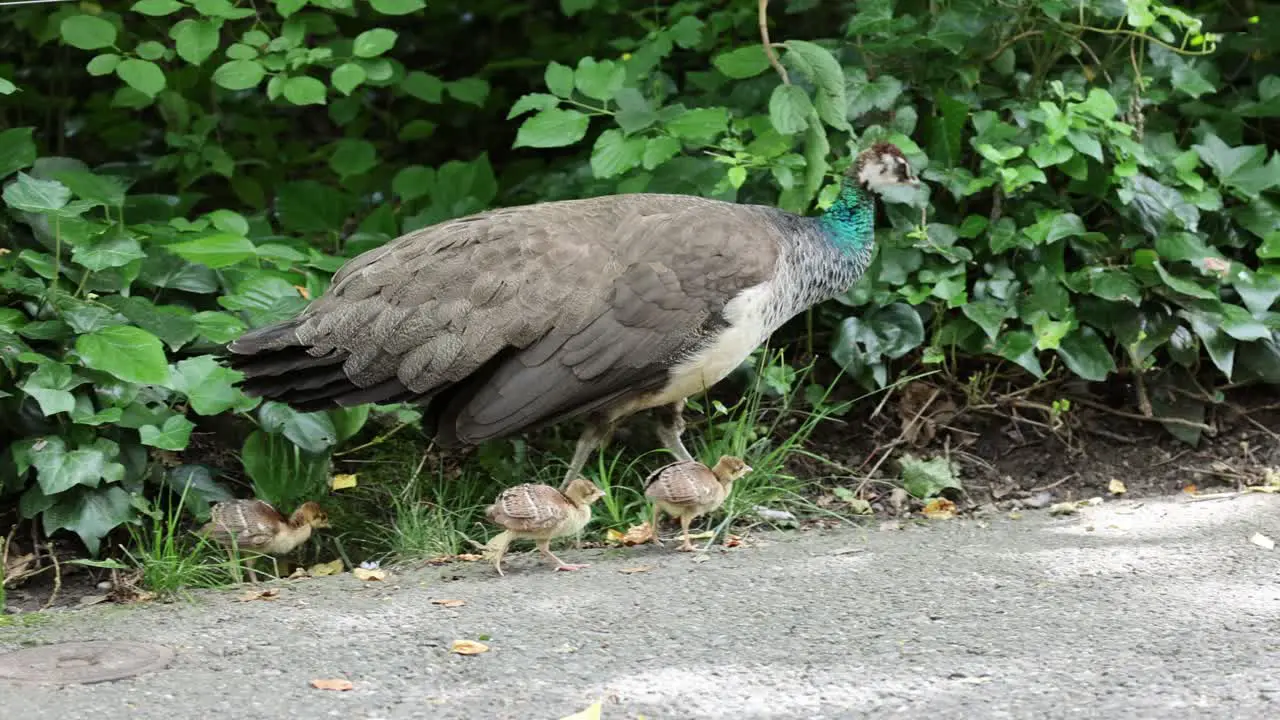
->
<box><xmin>758</xmin><ymin>0</ymin><xmax>790</xmax><ymax>85</ymax></box>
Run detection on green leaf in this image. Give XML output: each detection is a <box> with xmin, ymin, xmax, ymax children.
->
<box><xmin>713</xmin><ymin>46</ymin><xmax>770</xmax><ymax>79</ymax></box>
<box><xmin>3</xmin><ymin>172</ymin><xmax>70</xmax><ymax>213</ymax></box>
<box><xmin>847</xmin><ymin>71</ymin><xmax>902</xmax><ymax>118</ymax></box>
<box><xmin>76</xmin><ymin>326</ymin><xmax>170</xmax><ymax>385</ymax></box>
<box><xmin>331</xmin><ymin>405</ymin><xmax>371</xmax><ymax>444</ymax></box>
<box><xmin>508</xmin><ymin>93</ymin><xmax>559</xmax><ymax>120</ymax></box>
<box><xmin>392</xmin><ymin>164</ymin><xmax>435</xmax><ymax>201</ymax></box>
<box><xmin>353</xmin><ymin>28</ymin><xmax>397</xmax><ymax>58</ymax></box>
<box><xmin>167</xmin><ymin>355</ymin><xmax>255</xmax><ymax>415</ymax></box>
<box><xmin>642</xmin><ymin>135</ymin><xmax>681</xmax><ymax>170</ymax></box>
<box><xmin>783</xmin><ymin>40</ymin><xmax>850</xmax><ymax>132</ymax></box>
<box><xmin>0</xmin><ymin>127</ymin><xmax>37</xmax><ymax>179</ymax></box>
<box><xmin>20</xmin><ymin>362</ymin><xmax>81</xmax><ymax>417</ymax></box>
<box><xmin>72</xmin><ymin>231</ymin><xmax>147</xmax><ymax>271</ymax></box>
<box><xmin>900</xmin><ymin>453</ymin><xmax>962</xmax><ymax>499</ymax></box>
<box><xmin>768</xmin><ymin>85</ymin><xmax>813</xmax><ymax>135</ymax></box>
<box><xmin>116</xmin><ymin>59</ymin><xmax>166</xmax><ymax>97</ymax></box>
<box><xmin>401</xmin><ymin>71</ymin><xmax>443</xmax><ymax>103</ymax></box>
<box><xmin>259</xmin><ymin>401</ymin><xmax>339</xmax><ymax>453</ymax></box>
<box><xmin>193</xmin><ymin>311</ymin><xmax>247</xmax><ymax>343</ymax></box>
<box><xmin>171</xmin><ymin>19</ymin><xmax>219</xmax><ymax>65</ymax></box>
<box><xmin>283</xmin><ymin>76</ymin><xmax>327</xmax><ymax>105</ymax></box>
<box><xmin>574</xmin><ymin>57</ymin><xmax>625</xmax><ymax>101</ymax></box>
<box><xmin>1075</xmin><ymin>88</ymin><xmax>1119</xmax><ymax>120</ymax></box>
<box><xmin>370</xmin><ymin>0</ymin><xmax>425</xmax><ymax>14</ymax></box>
<box><xmin>140</xmin><ymin>415</ymin><xmax>196</xmax><ymax>451</ymax></box>
<box><xmin>962</xmin><ymin>299</ymin><xmax>1014</xmax><ymax>341</ymax></box>
<box><xmin>54</xmin><ymin>170</ymin><xmax>128</xmax><ymax>207</ymax></box>
<box><xmin>139</xmin><ymin>254</ymin><xmax>218</xmax><ymax>293</ymax></box>
<box><xmin>545</xmin><ymin>61</ymin><xmax>575</xmax><ymax>98</ymax></box>
<box><xmin>331</xmin><ymin>62</ymin><xmax>366</xmax><ymax>95</ymax></box>
<box><xmin>1218</xmin><ymin>304</ymin><xmax>1270</xmax><ymax>342</ymax></box>
<box><xmin>1193</xmin><ymin>135</ymin><xmax>1266</xmax><ymax>184</ymax></box>
<box><xmin>29</xmin><ymin>437</ymin><xmax>124</xmax><ymax>496</ymax></box>
<box><xmin>1055</xmin><ymin>325</ymin><xmax>1115</xmax><ymax>381</ymax></box>
<box><xmin>446</xmin><ymin>77</ymin><xmax>489</xmax><ymax>106</ymax></box>
<box><xmin>329</xmin><ymin>139</ymin><xmax>377</xmax><ymax>177</ymax></box>
<box><xmin>132</xmin><ymin>0</ymin><xmax>185</xmax><ymax>15</ymax></box>
<box><xmin>86</xmin><ymin>53</ymin><xmax>120</xmax><ymax>76</ymax></box>
<box><xmin>212</xmin><ymin>59</ymin><xmax>265</xmax><ymax>90</ymax></box>
<box><xmin>1185</xmin><ymin>310</ymin><xmax>1234</xmax><ymax>377</ymax></box>
<box><xmin>1154</xmin><ymin>260</ymin><xmax>1218</xmax><ymax>300</ymax></box>
<box><xmin>61</xmin><ymin>15</ymin><xmax>118</xmax><ymax>51</ymax></box>
<box><xmin>994</xmin><ymin>330</ymin><xmax>1044</xmax><ymax>378</ymax></box>
<box><xmin>168</xmin><ymin>233</ymin><xmax>256</xmax><ymax>268</ymax></box>
<box><xmin>1232</xmin><ymin>269</ymin><xmax>1280</xmax><ymax>315</ymax></box>
<box><xmin>590</xmin><ymin>129</ymin><xmax>645</xmax><ymax>179</ymax></box>
<box><xmin>513</xmin><ymin>108</ymin><xmax>590</xmax><ymax>149</ymax></box>
<box><xmin>43</xmin><ymin>485</ymin><xmax>135</xmax><ymax>557</ymax></box>
<box><xmin>665</xmin><ymin>107</ymin><xmax>729</xmax><ymax>141</ymax></box>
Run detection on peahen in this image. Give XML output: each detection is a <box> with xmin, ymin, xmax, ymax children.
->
<box><xmin>227</xmin><ymin>142</ymin><xmax>919</xmax><ymax>489</ymax></box>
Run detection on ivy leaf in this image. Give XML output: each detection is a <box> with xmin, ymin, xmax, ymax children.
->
<box><xmin>513</xmin><ymin>108</ymin><xmax>590</xmax><ymax>149</ymax></box>
<box><xmin>900</xmin><ymin>453</ymin><xmax>962</xmax><ymax>499</ymax></box>
<box><xmin>140</xmin><ymin>415</ymin><xmax>196</xmax><ymax>451</ymax></box>
<box><xmin>72</xmin><ymin>231</ymin><xmax>146</xmax><ymax>272</ymax></box>
<box><xmin>590</xmin><ymin>130</ymin><xmax>645</xmax><ymax>179</ymax></box>
<box><xmin>29</xmin><ymin>437</ymin><xmax>124</xmax><ymax>495</ymax></box>
<box><xmin>76</xmin><ymin>326</ymin><xmax>170</xmax><ymax>385</ymax></box>
<box><xmin>574</xmin><ymin>58</ymin><xmax>625</xmax><ymax>102</ymax></box>
<box><xmin>1231</xmin><ymin>268</ymin><xmax>1280</xmax><ymax>315</ymax></box>
<box><xmin>138</xmin><ymin>254</ymin><xmax>218</xmax><ymax>294</ymax></box>
<box><xmin>713</xmin><ymin>45</ymin><xmax>770</xmax><ymax>79</ymax></box>
<box><xmin>962</xmin><ymin>299</ymin><xmax>1013</xmax><ymax>341</ymax></box>
<box><xmin>768</xmin><ymin>85</ymin><xmax>813</xmax><ymax>135</ymax></box>
<box><xmin>1184</xmin><ymin>310</ymin><xmax>1235</xmax><ymax>378</ymax></box>
<box><xmin>370</xmin><ymin>0</ymin><xmax>425</xmax><ymax>14</ymax></box>
<box><xmin>1154</xmin><ymin>260</ymin><xmax>1218</xmax><ymax>300</ymax></box>
<box><xmin>212</xmin><ymin>59</ymin><xmax>266</xmax><ymax>90</ymax></box>
<box><xmin>170</xmin><ymin>19</ymin><xmax>218</xmax><ymax>65</ymax></box>
<box><xmin>168</xmin><ymin>233</ymin><xmax>256</xmax><ymax>268</ymax></box>
<box><xmin>283</xmin><ymin>76</ymin><xmax>327</xmax><ymax>105</ymax></box>
<box><xmin>1218</xmin><ymin>304</ymin><xmax>1270</xmax><ymax>341</ymax></box>
<box><xmin>353</xmin><ymin>28</ymin><xmax>397</xmax><ymax>58</ymax></box>
<box><xmin>167</xmin><ymin>355</ymin><xmax>256</xmax><ymax>415</ymax></box>
<box><xmin>993</xmin><ymin>330</ymin><xmax>1044</xmax><ymax>378</ymax></box>
<box><xmin>0</xmin><ymin>127</ymin><xmax>37</xmax><ymax>179</ymax></box>
<box><xmin>60</xmin><ymin>15</ymin><xmax>117</xmax><ymax>50</ymax></box>
<box><xmin>1055</xmin><ymin>325</ymin><xmax>1115</xmax><ymax>381</ymax></box>
<box><xmin>42</xmin><ymin>485</ymin><xmax>135</xmax><ymax>557</ymax></box>
<box><xmin>1121</xmin><ymin>174</ymin><xmax>1199</xmax><ymax>236</ymax></box>
<box><xmin>783</xmin><ymin>40</ymin><xmax>850</xmax><ymax>132</ymax></box>
<box><xmin>259</xmin><ymin>401</ymin><xmax>338</xmax><ymax>454</ymax></box>
<box><xmin>1193</xmin><ymin>135</ymin><xmax>1266</xmax><ymax>185</ymax></box>
<box><xmin>3</xmin><ymin>172</ymin><xmax>71</xmax><ymax>213</ymax></box>
<box><xmin>20</xmin><ymin>362</ymin><xmax>82</xmax><ymax>417</ymax></box>
<box><xmin>116</xmin><ymin>59</ymin><xmax>166</xmax><ymax>97</ymax></box>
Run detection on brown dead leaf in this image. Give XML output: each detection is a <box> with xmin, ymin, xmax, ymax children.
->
<box><xmin>618</xmin><ymin>565</ymin><xmax>655</xmax><ymax>574</ymax></box>
<box><xmin>431</xmin><ymin>598</ymin><xmax>466</xmax><ymax>608</ymax></box>
<box><xmin>352</xmin><ymin>567</ymin><xmax>388</xmax><ymax>581</ymax></box>
<box><xmin>1182</xmin><ymin>484</ymin><xmax>1199</xmax><ymax>496</ymax></box>
<box><xmin>310</xmin><ymin>678</ymin><xmax>353</xmax><ymax>691</ymax></box>
<box><xmin>724</xmin><ymin>535</ymin><xmax>743</xmax><ymax>548</ymax></box>
<box><xmin>237</xmin><ymin>588</ymin><xmax>280</xmax><ymax>602</ymax></box>
<box><xmin>621</xmin><ymin>522</ymin><xmax>653</xmax><ymax>545</ymax></box>
<box><xmin>557</xmin><ymin>701</ymin><xmax>603</xmax><ymax>720</ymax></box>
<box><xmin>450</xmin><ymin>639</ymin><xmax>490</xmax><ymax>655</ymax></box>
<box><xmin>294</xmin><ymin>285</ymin><xmax>311</xmax><ymax>300</ymax></box>
<box><xmin>309</xmin><ymin>559</ymin><xmax>344</xmax><ymax>576</ymax></box>
<box><xmin>330</xmin><ymin>473</ymin><xmax>358</xmax><ymax>491</ymax></box>
<box><xmin>455</xmin><ymin>553</ymin><xmax>483</xmax><ymax>562</ymax></box>
<box><xmin>685</xmin><ymin>530</ymin><xmax>716</xmax><ymax>541</ymax></box>
<box><xmin>921</xmin><ymin>497</ymin><xmax>957</xmax><ymax>520</ymax></box>
<box><xmin>1108</xmin><ymin>478</ymin><xmax>1127</xmax><ymax>495</ymax></box>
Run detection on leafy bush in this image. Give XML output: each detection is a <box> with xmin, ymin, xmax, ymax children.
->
<box><xmin>0</xmin><ymin>0</ymin><xmax>1276</xmax><ymax>555</ymax></box>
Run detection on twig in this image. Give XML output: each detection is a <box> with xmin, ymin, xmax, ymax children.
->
<box><xmin>1084</xmin><ymin>426</ymin><xmax>1140</xmax><ymax>444</ymax></box>
<box><xmin>40</xmin><ymin>546</ymin><xmax>61</xmax><ymax>612</ymax></box>
<box><xmin>757</xmin><ymin>0</ymin><xmax>790</xmax><ymax>84</ymax></box>
<box><xmin>1029</xmin><ymin>473</ymin><xmax>1077</xmax><ymax>494</ymax></box>
<box><xmin>860</xmin><ymin>389</ymin><xmax>940</xmax><ymax>479</ymax></box>
<box><xmin>1134</xmin><ymin>370</ymin><xmax>1153</xmax><ymax>417</ymax></box>
<box><xmin>1072</xmin><ymin>397</ymin><xmax>1215</xmax><ymax>434</ymax></box>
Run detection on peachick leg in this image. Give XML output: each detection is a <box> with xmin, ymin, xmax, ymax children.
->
<box><xmin>560</xmin><ymin>415</ymin><xmax>613</xmax><ymax>492</ymax></box>
<box><xmin>537</xmin><ymin>539</ymin><xmax>589</xmax><ymax>572</ymax></box>
<box><xmin>651</xmin><ymin>505</ymin><xmax>664</xmax><ymax>547</ymax></box>
<box><xmin>678</xmin><ymin>515</ymin><xmax>695</xmax><ymax>553</ymax></box>
<box><xmin>654</xmin><ymin>400</ymin><xmax>694</xmax><ymax>462</ymax></box>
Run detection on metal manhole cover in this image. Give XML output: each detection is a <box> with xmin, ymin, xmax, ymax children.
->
<box><xmin>0</xmin><ymin>641</ymin><xmax>174</xmax><ymax>685</ymax></box>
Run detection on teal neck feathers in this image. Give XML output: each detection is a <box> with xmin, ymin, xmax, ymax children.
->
<box><xmin>817</xmin><ymin>181</ymin><xmax>875</xmax><ymax>254</ymax></box>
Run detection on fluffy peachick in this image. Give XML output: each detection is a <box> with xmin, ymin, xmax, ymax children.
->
<box><xmin>483</xmin><ymin>477</ymin><xmax>605</xmax><ymax>575</ymax></box>
<box><xmin>227</xmin><ymin>143</ymin><xmax>919</xmax><ymax>491</ymax></box>
<box><xmin>645</xmin><ymin>456</ymin><xmax>752</xmax><ymax>552</ymax></box>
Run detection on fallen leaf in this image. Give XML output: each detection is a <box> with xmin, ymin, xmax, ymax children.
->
<box><xmin>309</xmin><ymin>559</ymin><xmax>344</xmax><ymax>576</ymax></box>
<box><xmin>1007</xmin><ymin>512</ymin><xmax>1023</xmax><ymax>520</ymax></box>
<box><xmin>1048</xmin><ymin>502</ymin><xmax>1079</xmax><ymax>516</ymax></box>
<box><xmin>1250</xmin><ymin>533</ymin><xmax>1275</xmax><ymax>551</ymax></box>
<box><xmin>753</xmin><ymin>505</ymin><xmax>798</xmax><ymax>523</ymax></box>
<box><xmin>237</xmin><ymin>588</ymin><xmax>280</xmax><ymax>602</ymax></box>
<box><xmin>450</xmin><ymin>639</ymin><xmax>489</xmax><ymax>655</ymax></box>
<box><xmin>1108</xmin><ymin>479</ymin><xmax>1127</xmax><ymax>495</ymax></box>
<box><xmin>294</xmin><ymin>285</ymin><xmax>311</xmax><ymax>299</ymax></box>
<box><xmin>921</xmin><ymin>497</ymin><xmax>956</xmax><ymax>520</ymax></box>
<box><xmin>1182</xmin><ymin>484</ymin><xmax>1199</xmax><ymax>496</ymax></box>
<box><xmin>288</xmin><ymin>567</ymin><xmax>310</xmax><ymax>579</ymax></box>
<box><xmin>618</xmin><ymin>565</ymin><xmax>655</xmax><ymax>574</ymax></box>
<box><xmin>558</xmin><ymin>701</ymin><xmax>603</xmax><ymax>720</ymax></box>
<box><xmin>455</xmin><ymin>553</ymin><xmax>483</xmax><ymax>562</ymax></box>
<box><xmin>604</xmin><ymin>528</ymin><xmax>626</xmax><ymax>545</ymax></box>
<box><xmin>900</xmin><ymin>453</ymin><xmax>963</xmax><ymax>499</ymax></box>
<box><xmin>685</xmin><ymin>531</ymin><xmax>716</xmax><ymax>541</ymax></box>
<box><xmin>431</xmin><ymin>599</ymin><xmax>466</xmax><ymax>608</ymax></box>
<box><xmin>621</xmin><ymin>522</ymin><xmax>653</xmax><ymax>545</ymax></box>
<box><xmin>353</xmin><ymin>567</ymin><xmax>388</xmax><ymax>581</ymax></box>
<box><xmin>330</xmin><ymin>473</ymin><xmax>358</xmax><ymax>491</ymax></box>
<box><xmin>310</xmin><ymin>678</ymin><xmax>353</xmax><ymax>691</ymax></box>
<box><xmin>723</xmin><ymin>535</ymin><xmax>743</xmax><ymax>548</ymax></box>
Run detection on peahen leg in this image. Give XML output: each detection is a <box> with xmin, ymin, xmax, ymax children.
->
<box><xmin>654</xmin><ymin>400</ymin><xmax>694</xmax><ymax>462</ymax></box>
<box><xmin>560</xmin><ymin>414</ymin><xmax>613</xmax><ymax>492</ymax></box>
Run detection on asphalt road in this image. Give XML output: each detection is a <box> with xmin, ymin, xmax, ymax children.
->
<box><xmin>2</xmin><ymin>492</ymin><xmax>1278</xmax><ymax>720</ymax></box>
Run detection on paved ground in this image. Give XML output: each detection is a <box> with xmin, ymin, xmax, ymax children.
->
<box><xmin>2</xmin><ymin>492</ymin><xmax>1278</xmax><ymax>719</ymax></box>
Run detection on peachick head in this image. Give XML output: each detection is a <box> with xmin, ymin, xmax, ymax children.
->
<box><xmin>850</xmin><ymin>142</ymin><xmax>919</xmax><ymax>192</ymax></box>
